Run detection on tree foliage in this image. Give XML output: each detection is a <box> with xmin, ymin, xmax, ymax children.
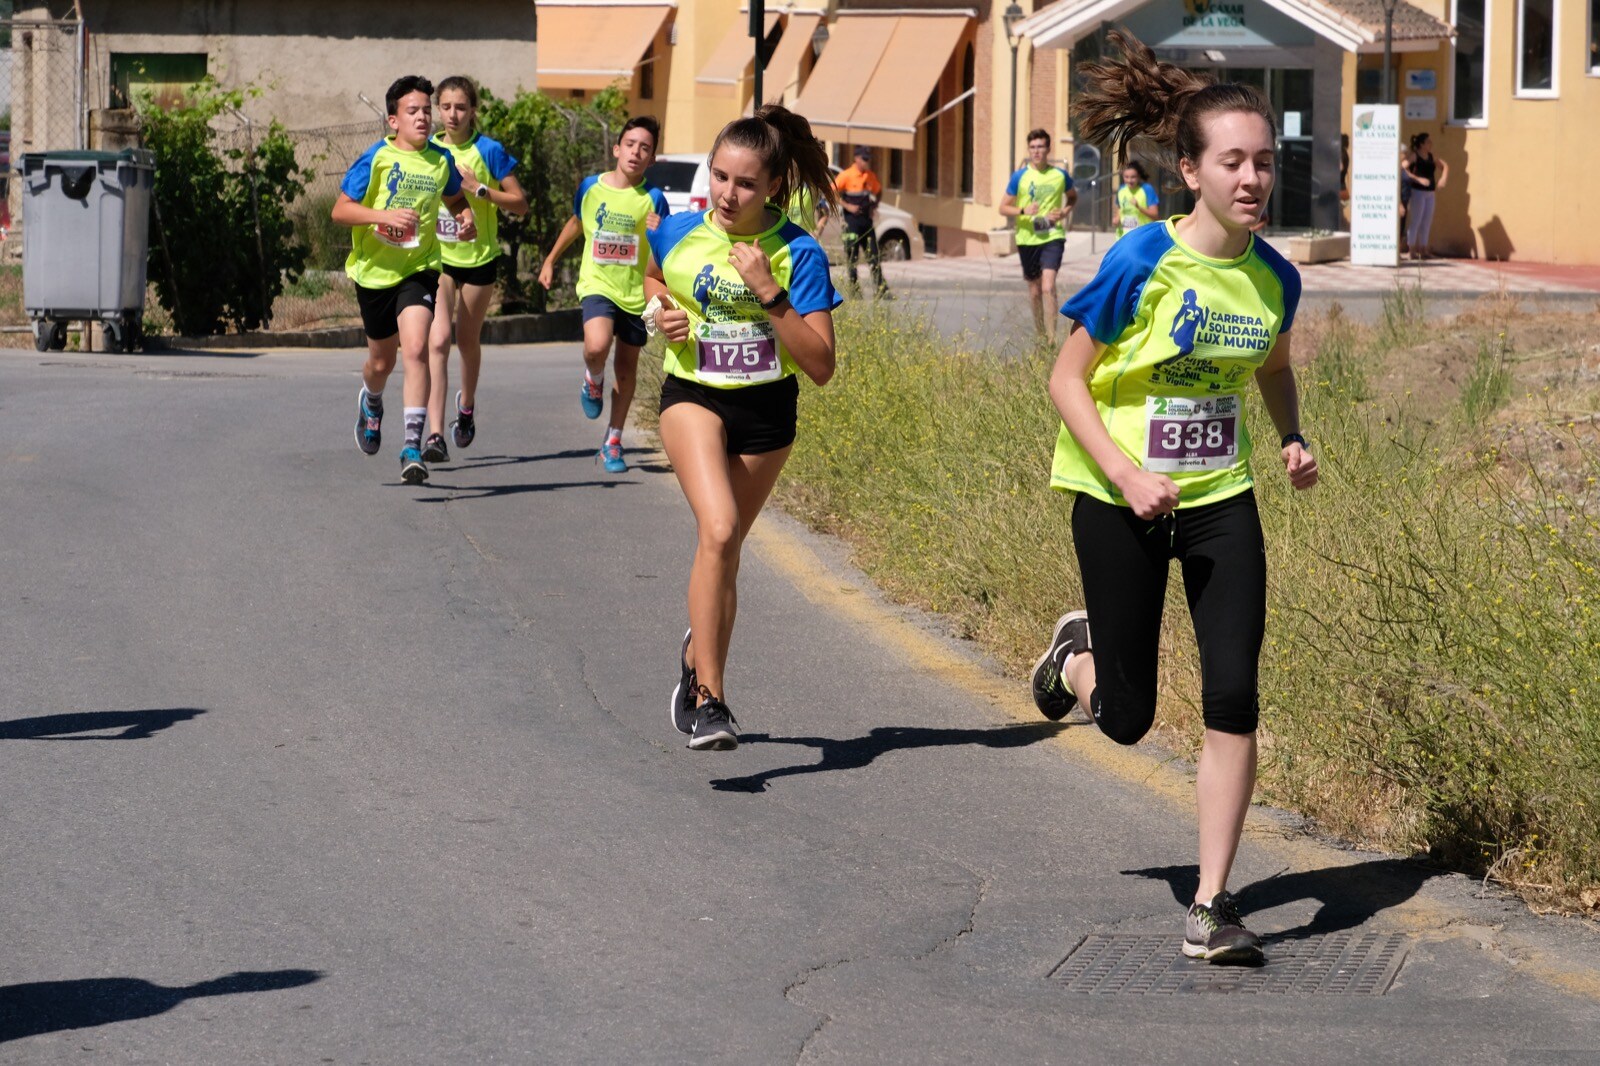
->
<box><xmin>138</xmin><ymin>78</ymin><xmax>310</xmax><ymax>335</ymax></box>
<box><xmin>476</xmin><ymin>86</ymin><xmax>628</xmax><ymax>312</ymax></box>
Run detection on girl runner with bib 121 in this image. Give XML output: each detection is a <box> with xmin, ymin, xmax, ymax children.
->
<box><xmin>643</xmin><ymin>105</ymin><xmax>840</xmax><ymax>751</ymax></box>
<box><xmin>1027</xmin><ymin>31</ymin><xmax>1317</xmax><ymax>965</ymax></box>
<box><xmin>423</xmin><ymin>75</ymin><xmax>527</xmax><ymax>463</ymax></box>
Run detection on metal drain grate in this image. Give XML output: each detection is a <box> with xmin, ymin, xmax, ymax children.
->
<box><xmin>1050</xmin><ymin>932</ymin><xmax>1408</xmax><ymax>995</ymax></box>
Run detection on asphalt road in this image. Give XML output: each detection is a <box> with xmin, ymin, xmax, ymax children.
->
<box><xmin>2</xmin><ymin>343</ymin><xmax>1598</xmax><ymax>1064</ymax></box>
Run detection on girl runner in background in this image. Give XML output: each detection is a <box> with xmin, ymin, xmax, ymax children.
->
<box><xmin>644</xmin><ymin>105</ymin><xmax>839</xmax><ymax>751</ymax></box>
<box><xmin>423</xmin><ymin>76</ymin><xmax>527</xmax><ymax>462</ymax></box>
<box><xmin>1028</xmin><ymin>31</ymin><xmax>1317</xmax><ymax>965</ymax></box>
<box><xmin>1114</xmin><ymin>159</ymin><xmax>1160</xmax><ymax>238</ymax></box>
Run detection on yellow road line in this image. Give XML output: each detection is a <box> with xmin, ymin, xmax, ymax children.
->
<box><xmin>748</xmin><ymin>515</ymin><xmax>1600</xmax><ymax>1002</ymax></box>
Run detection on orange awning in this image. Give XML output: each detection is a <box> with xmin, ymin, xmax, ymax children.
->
<box><xmin>698</xmin><ymin>13</ymin><xmax>781</xmax><ymax>97</ymax></box>
<box><xmin>761</xmin><ymin>12</ymin><xmax>821</xmax><ymax>105</ymax></box>
<box><xmin>791</xmin><ymin>12</ymin><xmax>972</xmax><ymax>151</ymax></box>
<box><xmin>537</xmin><ymin>3</ymin><xmax>675</xmax><ymax>91</ymax></box>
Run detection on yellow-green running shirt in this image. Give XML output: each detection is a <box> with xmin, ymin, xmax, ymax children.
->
<box><xmin>573</xmin><ymin>174</ymin><xmax>671</xmax><ymax>314</ymax></box>
<box><xmin>340</xmin><ymin>137</ymin><xmax>462</xmax><ymax>288</ymax></box>
<box><xmin>1052</xmin><ymin>217</ymin><xmax>1302</xmax><ymax>508</ymax></box>
<box><xmin>1005</xmin><ymin>165</ymin><xmax>1075</xmax><ymax>246</ymax></box>
<box><xmin>647</xmin><ymin>209</ymin><xmax>841</xmax><ymax>388</ymax></box>
<box><xmin>430</xmin><ymin>132</ymin><xmax>518</xmax><ymax>269</ymax></box>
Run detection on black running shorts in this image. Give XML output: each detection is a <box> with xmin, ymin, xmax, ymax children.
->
<box><xmin>1018</xmin><ymin>239</ymin><xmax>1065</xmax><ymax>281</ymax></box>
<box><xmin>442</xmin><ymin>260</ymin><xmax>497</xmax><ymax>288</ymax></box>
<box><xmin>581</xmin><ymin>295</ymin><xmax>648</xmax><ymax>349</ymax></box>
<box><xmin>659</xmin><ymin>373</ymin><xmax>799</xmax><ymax>455</ymax></box>
<box><xmin>355</xmin><ymin>270</ymin><xmax>440</xmax><ymax>340</ymax></box>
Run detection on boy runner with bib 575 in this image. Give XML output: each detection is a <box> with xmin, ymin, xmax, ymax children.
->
<box><xmin>1029</xmin><ymin>32</ymin><xmax>1317</xmax><ymax>966</ymax></box>
<box><xmin>423</xmin><ymin>75</ymin><xmax>528</xmax><ymax>464</ymax></box>
<box><xmin>539</xmin><ymin>118</ymin><xmax>670</xmax><ymax>474</ymax></box>
<box><xmin>335</xmin><ymin>74</ymin><xmax>476</xmax><ymax>484</ymax></box>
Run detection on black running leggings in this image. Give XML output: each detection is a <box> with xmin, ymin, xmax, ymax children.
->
<box><xmin>1071</xmin><ymin>490</ymin><xmax>1266</xmax><ymax>742</ymax></box>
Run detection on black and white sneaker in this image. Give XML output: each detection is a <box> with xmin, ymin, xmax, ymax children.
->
<box><xmin>1030</xmin><ymin>610</ymin><xmax>1091</xmax><ymax>721</ymax></box>
<box><xmin>420</xmin><ymin>432</ymin><xmax>450</xmax><ymax>464</ymax></box>
<box><xmin>669</xmin><ymin>628</ymin><xmax>697</xmax><ymax>736</ymax></box>
<box><xmin>688</xmin><ymin>697</ymin><xmax>739</xmax><ymax>751</ymax></box>
<box><xmin>1183</xmin><ymin>890</ymin><xmax>1265</xmax><ymax>965</ymax></box>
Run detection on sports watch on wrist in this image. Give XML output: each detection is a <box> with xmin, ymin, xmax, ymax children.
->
<box><xmin>758</xmin><ymin>288</ymin><xmax>789</xmax><ymax>311</ymax></box>
<box><xmin>473</xmin><ymin>183</ymin><xmax>490</xmax><ymax>200</ymax></box>
<box><xmin>1280</xmin><ymin>432</ymin><xmax>1308</xmax><ymax>449</ymax></box>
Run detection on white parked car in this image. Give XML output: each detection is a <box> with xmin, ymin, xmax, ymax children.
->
<box><xmin>644</xmin><ymin>153</ymin><xmax>925</xmax><ymax>260</ymax></box>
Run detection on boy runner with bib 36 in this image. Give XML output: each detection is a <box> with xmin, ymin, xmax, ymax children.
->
<box><xmin>1028</xmin><ymin>32</ymin><xmax>1317</xmax><ymax>966</ymax></box>
<box><xmin>999</xmin><ymin>128</ymin><xmax>1076</xmax><ymax>343</ymax></box>
<box><xmin>644</xmin><ymin>105</ymin><xmax>840</xmax><ymax>751</ymax></box>
<box><xmin>423</xmin><ymin>75</ymin><xmax>527</xmax><ymax>463</ymax></box>
<box><xmin>334</xmin><ymin>75</ymin><xmax>475</xmax><ymax>484</ymax></box>
<box><xmin>539</xmin><ymin>117</ymin><xmax>670</xmax><ymax>473</ymax></box>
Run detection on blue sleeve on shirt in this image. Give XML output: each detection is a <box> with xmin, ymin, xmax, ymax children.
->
<box><xmin>649</xmin><ymin>186</ymin><xmax>671</xmax><ymax>220</ymax></box>
<box><xmin>1059</xmin><ymin>168</ymin><xmax>1075</xmax><ymax>191</ymax></box>
<box><xmin>1004</xmin><ymin>167</ymin><xmax>1025</xmax><ymax>197</ymax></box>
<box><xmin>1252</xmin><ymin>238</ymin><xmax>1303</xmax><ymax>335</ymax></box>
<box><xmin>647</xmin><ymin>210</ymin><xmax>698</xmax><ymax>269</ymax></box>
<box><xmin>436</xmin><ymin>148</ymin><xmax>463</xmax><ymax>196</ymax></box>
<box><xmin>478</xmin><ymin>137</ymin><xmax>518</xmax><ymax>181</ymax></box>
<box><xmin>1059</xmin><ymin>223</ymin><xmax>1171</xmax><ymax>343</ymax></box>
<box><xmin>340</xmin><ymin>141</ymin><xmax>384</xmax><ymax>200</ymax></box>
<box><xmin>573</xmin><ymin>174</ymin><xmax>599</xmax><ymax>220</ymax></box>
<box><xmin>781</xmin><ymin>223</ymin><xmax>843</xmax><ymax>315</ymax></box>
<box><xmin>1142</xmin><ymin>182</ymin><xmax>1159</xmax><ymax>207</ymax></box>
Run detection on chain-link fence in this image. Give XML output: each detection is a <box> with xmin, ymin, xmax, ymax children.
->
<box><xmin>0</xmin><ymin>18</ymin><xmax>86</xmax><ymax>344</ymax></box>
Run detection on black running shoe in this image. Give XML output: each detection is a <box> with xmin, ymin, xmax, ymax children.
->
<box><xmin>1030</xmin><ymin>610</ymin><xmax>1091</xmax><ymax>721</ymax></box>
<box><xmin>451</xmin><ymin>390</ymin><xmax>475</xmax><ymax>449</ymax></box>
<box><xmin>669</xmin><ymin>629</ymin><xmax>697</xmax><ymax>736</ymax></box>
<box><xmin>421</xmin><ymin>432</ymin><xmax>450</xmax><ymax>464</ymax></box>
<box><xmin>688</xmin><ymin>697</ymin><xmax>739</xmax><ymax>751</ymax></box>
<box><xmin>1183</xmin><ymin>890</ymin><xmax>1264</xmax><ymax>965</ymax></box>
<box><xmin>355</xmin><ymin>390</ymin><xmax>382</xmax><ymax>455</ymax></box>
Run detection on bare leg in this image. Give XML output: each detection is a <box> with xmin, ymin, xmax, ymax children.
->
<box><xmin>610</xmin><ymin>342</ymin><xmax>641</xmax><ymax>432</ymax></box>
<box><xmin>362</xmin><ymin>335</ymin><xmax>400</xmax><ymax>394</ymax></box>
<box><xmin>397</xmin><ymin>304</ymin><xmax>434</xmax><ymax>413</ymax></box>
<box><xmin>426</xmin><ymin>273</ymin><xmax>458</xmax><ymax>437</ymax></box>
<box><xmin>660</xmin><ymin>402</ymin><xmax>790</xmax><ymax>701</ymax></box>
<box><xmin>582</xmin><ymin>316</ymin><xmax>615</xmax><ymax>381</ymax></box>
<box><xmin>1039</xmin><ymin>266</ymin><xmax>1060</xmax><ymax>343</ymax></box>
<box><xmin>1027</xmin><ymin>276</ymin><xmax>1045</xmax><ymax>337</ymax></box>
<box><xmin>453</xmin><ymin>281</ymin><xmax>494</xmax><ymax>411</ymax></box>
<box><xmin>1195</xmin><ymin>729</ymin><xmax>1257</xmax><ymax>903</ymax></box>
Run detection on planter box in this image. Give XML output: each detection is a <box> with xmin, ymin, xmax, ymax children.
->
<box><xmin>1286</xmin><ymin>233</ymin><xmax>1350</xmax><ymax>264</ymax></box>
<box><xmin>988</xmin><ymin>226</ymin><xmax>1016</xmax><ymax>257</ymax></box>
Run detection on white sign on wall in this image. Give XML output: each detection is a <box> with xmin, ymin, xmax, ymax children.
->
<box><xmin>1404</xmin><ymin>95</ymin><xmax>1438</xmax><ymax>120</ymax></box>
<box><xmin>1349</xmin><ymin>105</ymin><xmax>1401</xmax><ymax>266</ymax></box>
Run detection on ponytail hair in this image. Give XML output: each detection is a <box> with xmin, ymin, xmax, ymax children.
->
<box><xmin>710</xmin><ymin>104</ymin><xmax>838</xmax><ymax>214</ymax></box>
<box><xmin>1071</xmin><ymin>30</ymin><xmax>1274</xmax><ymax>169</ymax></box>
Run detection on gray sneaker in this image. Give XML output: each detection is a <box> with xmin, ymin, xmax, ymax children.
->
<box><xmin>669</xmin><ymin>629</ymin><xmax>696</xmax><ymax>736</ymax></box>
<box><xmin>1183</xmin><ymin>890</ymin><xmax>1264</xmax><ymax>964</ymax></box>
<box><xmin>1030</xmin><ymin>611</ymin><xmax>1091</xmax><ymax>721</ymax></box>
<box><xmin>688</xmin><ymin>697</ymin><xmax>739</xmax><ymax>751</ymax></box>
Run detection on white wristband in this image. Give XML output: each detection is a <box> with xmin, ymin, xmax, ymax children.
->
<box><xmin>643</xmin><ymin>295</ymin><xmax>666</xmax><ymax>337</ymax></box>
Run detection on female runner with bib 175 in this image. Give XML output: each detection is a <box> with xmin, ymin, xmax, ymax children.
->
<box><xmin>1027</xmin><ymin>31</ymin><xmax>1317</xmax><ymax>966</ymax></box>
<box><xmin>644</xmin><ymin>105</ymin><xmax>840</xmax><ymax>751</ymax></box>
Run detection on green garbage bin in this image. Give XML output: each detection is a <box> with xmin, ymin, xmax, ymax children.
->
<box><xmin>21</xmin><ymin>148</ymin><xmax>155</xmax><ymax>352</ymax></box>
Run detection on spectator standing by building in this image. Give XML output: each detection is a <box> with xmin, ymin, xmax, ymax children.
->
<box><xmin>1403</xmin><ymin>133</ymin><xmax>1448</xmax><ymax>259</ymax></box>
<box><xmin>834</xmin><ymin>146</ymin><xmax>888</xmax><ymax>298</ymax></box>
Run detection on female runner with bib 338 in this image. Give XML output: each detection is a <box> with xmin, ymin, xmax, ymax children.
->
<box><xmin>644</xmin><ymin>105</ymin><xmax>840</xmax><ymax>751</ymax></box>
<box><xmin>1027</xmin><ymin>32</ymin><xmax>1317</xmax><ymax>965</ymax></box>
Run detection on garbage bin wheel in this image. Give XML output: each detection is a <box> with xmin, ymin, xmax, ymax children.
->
<box><xmin>122</xmin><ymin>312</ymin><xmax>143</xmax><ymax>353</ymax></box>
<box><xmin>32</xmin><ymin>321</ymin><xmax>51</xmax><ymax>352</ymax></box>
<box><xmin>46</xmin><ymin>321</ymin><xmax>67</xmax><ymax>351</ymax></box>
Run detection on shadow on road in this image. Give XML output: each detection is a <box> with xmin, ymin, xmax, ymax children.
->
<box><xmin>1124</xmin><ymin>857</ymin><xmax>1447</xmax><ymax>941</ymax></box>
<box><xmin>412</xmin><ymin>479</ymin><xmax>632</xmax><ymax>500</ymax></box>
<box><xmin>0</xmin><ymin>969</ymin><xmax>322</xmax><ymax>1044</ymax></box>
<box><xmin>0</xmin><ymin>708</ymin><xmax>205</xmax><ymax>741</ymax></box>
<box><xmin>457</xmin><ymin>451</ymin><xmax>671</xmax><ymax>475</ymax></box>
<box><xmin>711</xmin><ymin>721</ymin><xmax>1069</xmax><ymax>793</ymax></box>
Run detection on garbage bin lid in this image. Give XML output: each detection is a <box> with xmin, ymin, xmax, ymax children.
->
<box><xmin>20</xmin><ymin>148</ymin><xmax>154</xmax><ymax>168</ymax></box>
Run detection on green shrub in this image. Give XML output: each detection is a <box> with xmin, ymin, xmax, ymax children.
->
<box><xmin>138</xmin><ymin>78</ymin><xmax>310</xmax><ymax>335</ymax></box>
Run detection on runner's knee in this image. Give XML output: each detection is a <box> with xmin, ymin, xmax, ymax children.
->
<box><xmin>1090</xmin><ymin>684</ymin><xmax>1158</xmax><ymax>746</ymax></box>
<box><xmin>697</xmin><ymin>514</ymin><xmax>741</xmax><ymax>559</ymax></box>
<box><xmin>1200</xmin><ymin>683</ymin><xmax>1259</xmax><ymax>735</ymax></box>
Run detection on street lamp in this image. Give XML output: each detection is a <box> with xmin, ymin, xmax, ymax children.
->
<box><xmin>1004</xmin><ymin>3</ymin><xmax>1025</xmax><ymax>170</ymax></box>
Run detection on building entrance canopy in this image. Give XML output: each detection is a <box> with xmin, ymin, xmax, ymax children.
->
<box><xmin>1017</xmin><ymin>0</ymin><xmax>1450</xmax><ymax>54</ymax></box>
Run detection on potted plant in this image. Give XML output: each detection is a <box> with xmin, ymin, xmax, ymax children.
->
<box><xmin>1286</xmin><ymin>229</ymin><xmax>1350</xmax><ymax>264</ymax></box>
